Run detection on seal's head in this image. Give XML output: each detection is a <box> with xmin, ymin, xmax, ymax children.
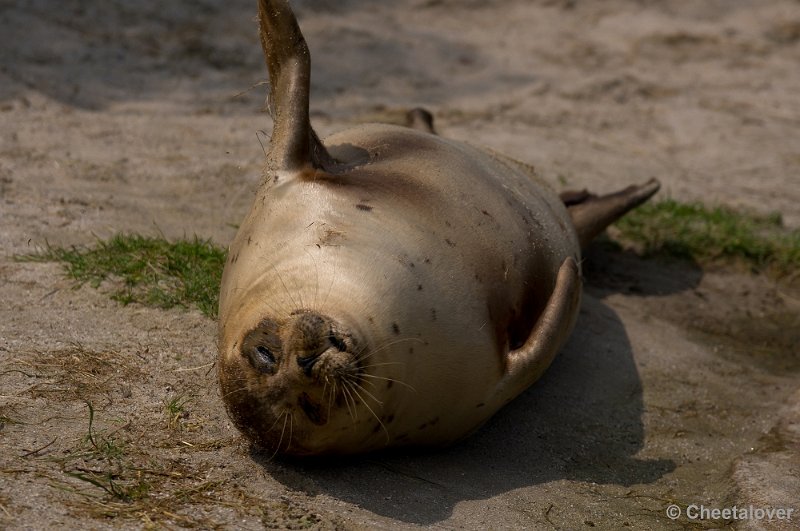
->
<box><xmin>219</xmin><ymin>308</ymin><xmax>375</xmax><ymax>455</ymax></box>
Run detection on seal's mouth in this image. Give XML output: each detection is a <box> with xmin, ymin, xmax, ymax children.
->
<box><xmin>298</xmin><ymin>391</ymin><xmax>325</xmax><ymax>425</ymax></box>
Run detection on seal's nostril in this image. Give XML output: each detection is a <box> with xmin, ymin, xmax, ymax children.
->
<box><xmin>329</xmin><ymin>333</ymin><xmax>347</xmax><ymax>352</ymax></box>
<box><xmin>296</xmin><ymin>353</ymin><xmax>320</xmax><ymax>375</ymax></box>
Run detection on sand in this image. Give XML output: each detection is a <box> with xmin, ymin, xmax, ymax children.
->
<box><xmin>1</xmin><ymin>0</ymin><xmax>799</xmax><ymax>529</ymax></box>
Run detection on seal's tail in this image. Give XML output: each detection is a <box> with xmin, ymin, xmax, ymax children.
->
<box><xmin>258</xmin><ymin>0</ymin><xmax>333</xmax><ymax>172</ymax></box>
<box><xmin>561</xmin><ymin>178</ymin><xmax>661</xmax><ymax>251</ymax></box>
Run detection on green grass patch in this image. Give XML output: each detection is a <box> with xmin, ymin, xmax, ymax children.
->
<box><xmin>613</xmin><ymin>199</ymin><xmax>800</xmax><ymax>274</ymax></box>
<box><xmin>16</xmin><ymin>201</ymin><xmax>798</xmax><ymax>321</ymax></box>
<box><xmin>19</xmin><ymin>234</ymin><xmax>226</xmax><ymax>318</ymax></box>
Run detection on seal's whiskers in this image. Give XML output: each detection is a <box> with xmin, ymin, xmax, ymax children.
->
<box><xmin>358</xmin><ymin>373</ymin><xmax>416</xmax><ymax>392</ymax></box>
<box><xmin>343</xmin><ymin>379</ymin><xmax>389</xmax><ymax>442</ymax></box>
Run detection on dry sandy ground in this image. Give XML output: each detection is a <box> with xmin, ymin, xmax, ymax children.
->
<box><xmin>1</xmin><ymin>0</ymin><xmax>799</xmax><ymax>529</ymax></box>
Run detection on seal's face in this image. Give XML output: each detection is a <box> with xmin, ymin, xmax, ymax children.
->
<box><xmin>219</xmin><ymin>309</ymin><xmax>371</xmax><ymax>456</ymax></box>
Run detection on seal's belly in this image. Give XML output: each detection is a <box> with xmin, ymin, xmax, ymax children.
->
<box><xmin>235</xmin><ymin>125</ymin><xmax>581</xmax><ymax>448</ymax></box>
<box><xmin>218</xmin><ymin>124</ymin><xmax>581</xmax><ymax>454</ymax></box>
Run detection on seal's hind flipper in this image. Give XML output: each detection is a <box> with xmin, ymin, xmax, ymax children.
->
<box><xmin>498</xmin><ymin>257</ymin><xmax>581</xmax><ymax>401</ymax></box>
<box><xmin>563</xmin><ymin>178</ymin><xmax>661</xmax><ymax>251</ymax></box>
<box><xmin>258</xmin><ymin>0</ymin><xmax>332</xmax><ymax>171</ymax></box>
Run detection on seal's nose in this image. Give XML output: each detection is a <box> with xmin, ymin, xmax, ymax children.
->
<box><xmin>296</xmin><ymin>352</ymin><xmax>321</xmax><ymax>375</ymax></box>
<box><xmin>288</xmin><ymin>311</ymin><xmax>350</xmax><ymax>377</ymax></box>
<box><xmin>288</xmin><ymin>311</ymin><xmax>328</xmax><ymax>376</ymax></box>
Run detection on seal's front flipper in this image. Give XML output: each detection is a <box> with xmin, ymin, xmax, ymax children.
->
<box><xmin>498</xmin><ymin>257</ymin><xmax>581</xmax><ymax>401</ymax></box>
<box><xmin>563</xmin><ymin>178</ymin><xmax>660</xmax><ymax>251</ymax></box>
<box><xmin>258</xmin><ymin>0</ymin><xmax>333</xmax><ymax>171</ymax></box>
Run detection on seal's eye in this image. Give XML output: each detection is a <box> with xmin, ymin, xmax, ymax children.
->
<box><xmin>240</xmin><ymin>319</ymin><xmax>282</xmax><ymax>374</ymax></box>
<box><xmin>250</xmin><ymin>345</ymin><xmax>277</xmax><ymax>374</ymax></box>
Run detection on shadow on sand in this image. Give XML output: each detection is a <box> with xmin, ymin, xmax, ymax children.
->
<box><xmin>255</xmin><ymin>250</ymin><xmax>700</xmax><ymax>524</ymax></box>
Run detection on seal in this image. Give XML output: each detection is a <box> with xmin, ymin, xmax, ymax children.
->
<box><xmin>217</xmin><ymin>0</ymin><xmax>660</xmax><ymax>456</ymax></box>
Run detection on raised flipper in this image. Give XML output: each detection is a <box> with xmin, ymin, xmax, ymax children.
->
<box><xmin>562</xmin><ymin>178</ymin><xmax>661</xmax><ymax>251</ymax></box>
<box><xmin>405</xmin><ymin>107</ymin><xmax>437</xmax><ymax>135</ymax></box>
<box><xmin>258</xmin><ymin>0</ymin><xmax>333</xmax><ymax>171</ymax></box>
<box><xmin>498</xmin><ymin>257</ymin><xmax>581</xmax><ymax>400</ymax></box>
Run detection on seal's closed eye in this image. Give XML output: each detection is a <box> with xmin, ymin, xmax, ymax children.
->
<box><xmin>248</xmin><ymin>345</ymin><xmax>277</xmax><ymax>374</ymax></box>
<box><xmin>256</xmin><ymin>345</ymin><xmax>276</xmax><ymax>363</ymax></box>
<box><xmin>241</xmin><ymin>319</ymin><xmax>282</xmax><ymax>375</ymax></box>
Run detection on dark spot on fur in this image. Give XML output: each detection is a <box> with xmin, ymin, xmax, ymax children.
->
<box><xmin>431</xmin><ymin>309</ymin><xmax>437</xmax><ymax>321</ymax></box>
<box><xmin>408</xmin><ymin>347</ymin><xmax>414</xmax><ymax>354</ymax></box>
<box><xmin>445</xmin><ymin>238</ymin><xmax>456</xmax><ymax>247</ymax></box>
<box><xmin>398</xmin><ymin>255</ymin><xmax>415</xmax><ymax>268</ymax></box>
<box><xmin>392</xmin><ymin>323</ymin><xmax>400</xmax><ymax>335</ymax></box>
<box><xmin>368</xmin><ymin>316</ymin><xmax>374</xmax><ymax>324</ymax></box>
<box><xmin>320</xmin><ymin>228</ymin><xmax>345</xmax><ymax>246</ymax></box>
<box><xmin>417</xmin><ymin>284</ymin><xmax>423</xmax><ymax>291</ymax></box>
<box><xmin>372</xmin><ymin>423</ymin><xmax>381</xmax><ymax>433</ymax></box>
<box><xmin>356</xmin><ymin>203</ymin><xmax>373</xmax><ymax>212</ymax></box>
<box><xmin>247</xmin><ymin>236</ymin><xmax>252</xmax><ymax>245</ymax></box>
<box><xmin>476</xmin><ymin>403</ymin><xmax>485</xmax><ymax>408</ymax></box>
<box><xmin>387</xmin><ymin>414</ymin><xmax>395</xmax><ymax>423</ymax></box>
<box><xmin>273</xmin><ymin>175</ymin><xmax>279</xmax><ymax>183</ymax></box>
<box><xmin>445</xmin><ymin>220</ymin><xmax>452</xmax><ymax>227</ymax></box>
<box><xmin>386</xmin><ymin>380</ymin><xmax>394</xmax><ymax>389</ymax></box>
<box><xmin>482</xmin><ymin>209</ymin><xmax>492</xmax><ymax>217</ymax></box>
<box><xmin>424</xmin><ymin>258</ymin><xmax>431</xmax><ymax>264</ymax></box>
